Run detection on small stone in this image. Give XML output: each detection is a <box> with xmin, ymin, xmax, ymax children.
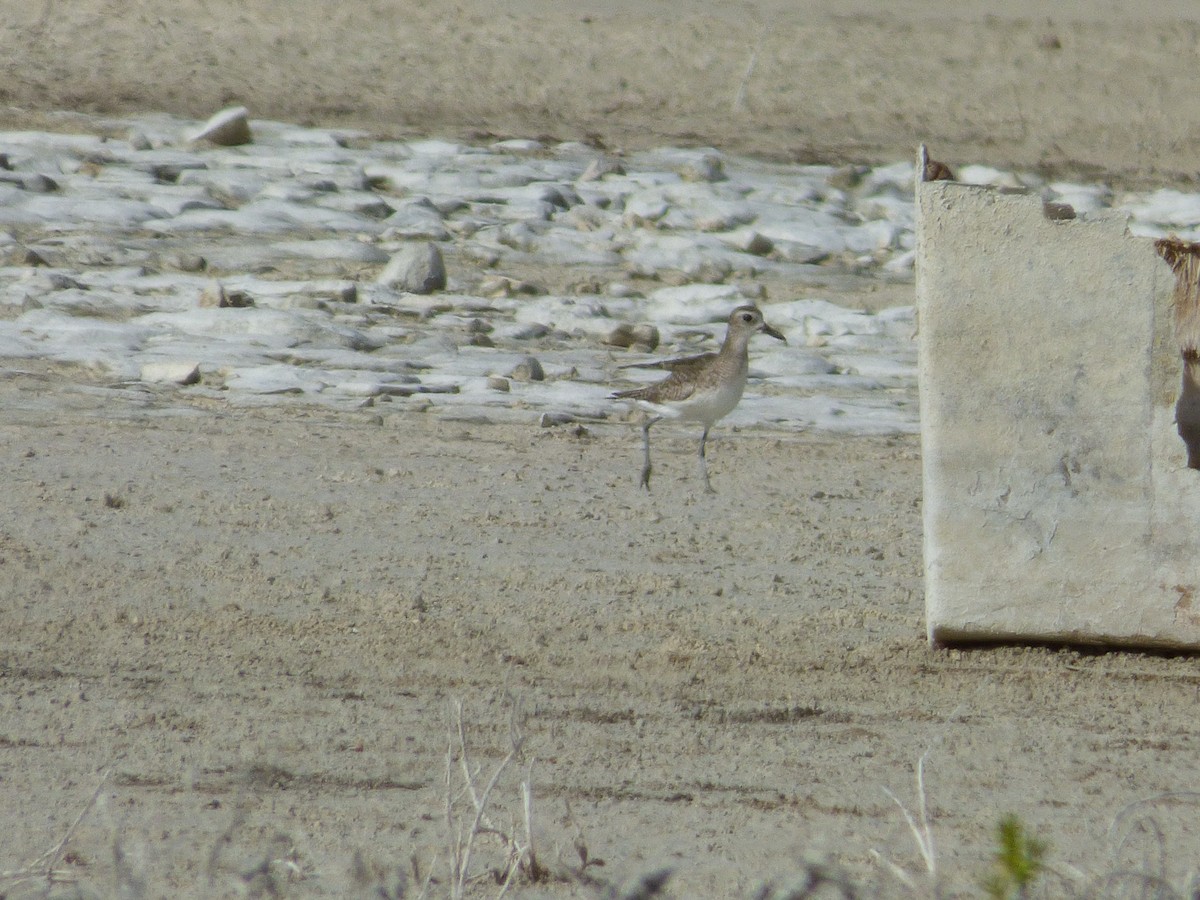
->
<box><xmin>1042</xmin><ymin>201</ymin><xmax>1076</xmax><ymax>221</ymax></box>
<box><xmin>630</xmin><ymin>324</ymin><xmax>660</xmax><ymax>350</ymax></box>
<box><xmin>487</xmin><ymin>376</ymin><xmax>511</xmax><ymax>392</ymax></box>
<box><xmin>773</xmin><ymin>241</ymin><xmax>830</xmax><ymax>265</ymax></box>
<box><xmin>172</xmin><ymin>253</ymin><xmax>208</xmax><ymax>273</ymax></box>
<box><xmin>677</xmin><ymin>153</ymin><xmax>725</xmax><ymax>183</ymax></box>
<box><xmin>623</xmin><ymin>193</ymin><xmax>669</xmax><ymax>226</ymax></box>
<box><xmin>539</xmin><ymin>412</ymin><xmax>575</xmax><ymax>427</ymax></box>
<box><xmin>497</xmin><ymin>223</ymin><xmax>538</xmax><ymax>251</ymax></box>
<box><xmin>20</xmin><ymin>247</ymin><xmax>50</xmax><ymax>267</ymax></box>
<box><xmin>377</xmin><ymin>243</ymin><xmax>446</xmax><ymax>294</ymax></box>
<box><xmin>510</xmin><ymin>356</ymin><xmax>545</xmax><ymax>382</ymax></box>
<box><xmin>128</xmin><ymin>130</ymin><xmax>153</xmax><ymax>151</ymax></box>
<box><xmin>724</xmin><ymin>230</ymin><xmax>774</xmax><ymax>256</ymax></box>
<box><xmin>579</xmin><ymin>156</ymin><xmax>626</xmax><ymax>182</ymax></box>
<box><xmin>607</xmin><ymin>282</ymin><xmax>639</xmax><ymax>298</ymax></box>
<box><xmin>140</xmin><ymin>362</ymin><xmax>201</xmax><ymax>385</ymax></box>
<box><xmin>383</xmin><ymin>198</ymin><xmax>448</xmax><ymax>240</ymax></box>
<box><xmin>505</xmin><ymin>322</ymin><xmax>550</xmax><ymax>341</ymax></box>
<box><xmin>492</xmin><ymin>138</ymin><xmax>544</xmax><ymax>153</ymax></box>
<box><xmin>922</xmin><ymin>157</ymin><xmax>956</xmax><ymax>182</ymax></box>
<box><xmin>191</xmin><ymin>105</ymin><xmax>253</xmax><ymax>146</ymax></box>
<box><xmin>199</xmin><ymin>282</ymin><xmax>253</xmax><ymax>308</ymax></box>
<box><xmin>828</xmin><ymin>164</ymin><xmax>869</xmax><ymax>191</ymax></box>
<box><xmin>46</xmin><ymin>272</ymin><xmax>85</xmax><ymax>291</ymax></box>
<box><xmin>22</xmin><ymin>173</ymin><xmax>58</xmax><ymax>193</ymax></box>
<box><xmin>568</xmin><ymin>276</ymin><xmax>604</xmax><ymax>295</ymax></box>
<box><xmin>603</xmin><ymin>323</ymin><xmax>660</xmax><ymax>351</ymax></box>
<box><xmin>694</xmin><ymin>259</ymin><xmax>731</xmax><ymax>283</ymax></box>
<box><xmin>479</xmin><ymin>275</ymin><xmax>541</xmax><ymax>297</ymax></box>
<box><xmin>198</xmin><ymin>283</ymin><xmax>225</xmax><ymax>307</ymax></box>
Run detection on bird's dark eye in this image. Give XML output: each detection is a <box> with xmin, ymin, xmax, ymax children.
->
<box><xmin>741</xmin><ymin>313</ymin><xmax>754</xmax><ymax>323</ymax></box>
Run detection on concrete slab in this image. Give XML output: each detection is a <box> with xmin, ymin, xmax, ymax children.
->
<box><xmin>916</xmin><ymin>165</ymin><xmax>1200</xmax><ymax>648</ymax></box>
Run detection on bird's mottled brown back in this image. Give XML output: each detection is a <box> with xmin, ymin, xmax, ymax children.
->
<box><xmin>611</xmin><ymin>366</ymin><xmax>702</xmax><ymax>403</ymax></box>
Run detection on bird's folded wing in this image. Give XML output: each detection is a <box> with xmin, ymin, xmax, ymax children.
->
<box><xmin>617</xmin><ymin>351</ymin><xmax>716</xmax><ymax>375</ymax></box>
<box><xmin>611</xmin><ymin>367</ymin><xmax>700</xmax><ymax>403</ymax></box>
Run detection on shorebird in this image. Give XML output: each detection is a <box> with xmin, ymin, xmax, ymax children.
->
<box><xmin>609</xmin><ymin>305</ymin><xmax>786</xmax><ymax>492</ymax></box>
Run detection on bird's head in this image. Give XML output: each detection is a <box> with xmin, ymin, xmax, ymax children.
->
<box><xmin>729</xmin><ymin>305</ymin><xmax>787</xmax><ymax>343</ymax></box>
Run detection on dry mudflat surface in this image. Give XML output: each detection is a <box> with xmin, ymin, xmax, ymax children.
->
<box><xmin>6</xmin><ymin>0</ymin><xmax>1200</xmax><ymax>186</ymax></box>
<box><xmin>4</xmin><ymin>1</ymin><xmax>1200</xmax><ymax>897</ymax></box>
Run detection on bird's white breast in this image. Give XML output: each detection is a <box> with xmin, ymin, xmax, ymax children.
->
<box><xmin>635</xmin><ymin>368</ymin><xmax>747</xmax><ymax>425</ymax></box>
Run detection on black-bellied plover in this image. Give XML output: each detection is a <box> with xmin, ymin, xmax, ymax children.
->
<box><xmin>609</xmin><ymin>305</ymin><xmax>786</xmax><ymax>492</ymax></box>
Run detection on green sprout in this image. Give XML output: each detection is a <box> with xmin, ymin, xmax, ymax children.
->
<box><xmin>982</xmin><ymin>814</ymin><xmax>1048</xmax><ymax>900</ymax></box>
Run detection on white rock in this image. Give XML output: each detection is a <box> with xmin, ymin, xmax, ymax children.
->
<box><xmin>376</xmin><ymin>243</ymin><xmax>446</xmax><ymax>294</ymax></box>
<box><xmin>383</xmin><ymin>198</ymin><xmax>449</xmax><ymax>240</ymax></box>
<box><xmin>191</xmin><ymin>106</ymin><xmax>252</xmax><ymax>146</ymax></box>
<box><xmin>720</xmin><ymin>229</ymin><xmax>773</xmax><ymax>255</ymax></box>
<box><xmin>623</xmin><ymin>190</ymin><xmax>670</xmax><ymax>225</ymax></box>
<box><xmin>140</xmin><ymin>361</ymin><xmax>201</xmax><ymax>384</ymax></box>
<box><xmin>176</xmin><ymin>168</ymin><xmax>266</xmax><ymax>202</ymax></box>
<box><xmin>272</xmin><ymin>239</ymin><xmax>389</xmax><ymax>263</ymax></box>
<box><xmin>224</xmin><ymin>364</ymin><xmax>323</xmax><ymax>394</ymax></box>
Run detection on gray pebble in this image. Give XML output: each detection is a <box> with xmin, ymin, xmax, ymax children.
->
<box><xmin>677</xmin><ymin>153</ymin><xmax>726</xmax><ymax>183</ymax></box>
<box><xmin>376</xmin><ymin>243</ymin><xmax>446</xmax><ymax>294</ymax></box>
<box><xmin>502</xmin><ymin>322</ymin><xmax>551</xmax><ymax>341</ymax></box>
<box><xmin>198</xmin><ymin>282</ymin><xmax>254</xmax><ymax>308</ymax></box>
<box><xmin>579</xmin><ymin>156</ymin><xmax>626</xmax><ymax>182</ymax></box>
<box><xmin>509</xmin><ymin>356</ymin><xmax>545</xmax><ymax>382</ymax></box>
<box><xmin>723</xmin><ymin>230</ymin><xmax>774</xmax><ymax>256</ymax></box>
<box><xmin>22</xmin><ymin>173</ymin><xmax>59</xmax><ymax>193</ymax></box>
<box><xmin>171</xmin><ymin>252</ymin><xmax>208</xmax><ymax>272</ymax></box>
<box><xmin>604</xmin><ymin>323</ymin><xmax>660</xmax><ymax>351</ymax></box>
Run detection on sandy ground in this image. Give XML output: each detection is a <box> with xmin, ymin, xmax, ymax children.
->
<box><xmin>6</xmin><ymin>0</ymin><xmax>1200</xmax><ymax>186</ymax></box>
<box><xmin>5</xmin><ymin>1</ymin><xmax>1200</xmax><ymax>897</ymax></box>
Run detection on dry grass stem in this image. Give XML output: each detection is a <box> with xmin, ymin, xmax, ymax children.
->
<box><xmin>446</xmin><ymin>697</ymin><xmax>536</xmax><ymax>900</ymax></box>
<box><xmin>0</xmin><ymin>765</ymin><xmax>111</xmax><ymax>889</ymax></box>
<box><xmin>879</xmin><ymin>751</ymin><xmax>938</xmax><ymax>894</ymax></box>
<box><xmin>732</xmin><ymin>26</ymin><xmax>767</xmax><ymax>114</ymax></box>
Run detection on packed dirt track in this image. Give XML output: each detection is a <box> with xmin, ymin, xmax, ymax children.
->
<box><xmin>3</xmin><ymin>365</ymin><xmax>1200</xmax><ymax>897</ymax></box>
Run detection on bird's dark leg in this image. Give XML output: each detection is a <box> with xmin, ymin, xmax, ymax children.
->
<box><xmin>698</xmin><ymin>426</ymin><xmax>714</xmax><ymax>493</ymax></box>
<box><xmin>640</xmin><ymin>416</ymin><xmax>662</xmax><ymax>490</ymax></box>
